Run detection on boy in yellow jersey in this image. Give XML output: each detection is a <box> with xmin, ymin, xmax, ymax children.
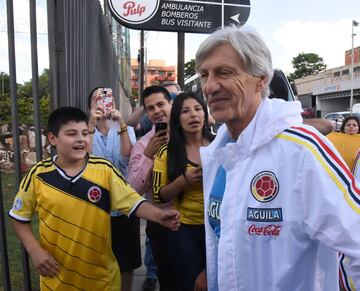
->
<box><xmin>9</xmin><ymin>107</ymin><xmax>180</xmax><ymax>291</ymax></box>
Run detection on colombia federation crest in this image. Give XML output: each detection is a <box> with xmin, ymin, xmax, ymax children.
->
<box><xmin>87</xmin><ymin>186</ymin><xmax>102</xmax><ymax>203</ymax></box>
<box><xmin>250</xmin><ymin>171</ymin><xmax>279</xmax><ymax>203</ymax></box>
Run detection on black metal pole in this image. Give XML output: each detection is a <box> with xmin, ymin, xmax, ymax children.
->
<box><xmin>30</xmin><ymin>0</ymin><xmax>43</xmax><ymax>161</ymax></box>
<box><xmin>139</xmin><ymin>30</ymin><xmax>145</xmax><ymax>97</ymax></box>
<box><xmin>6</xmin><ymin>0</ymin><xmax>32</xmax><ymax>289</ymax></box>
<box><xmin>177</xmin><ymin>32</ymin><xmax>185</xmax><ymax>89</ymax></box>
<box><xmin>0</xmin><ymin>171</ymin><xmax>11</xmax><ymax>291</ymax></box>
<box><xmin>47</xmin><ymin>0</ymin><xmax>57</xmax><ymax>111</ymax></box>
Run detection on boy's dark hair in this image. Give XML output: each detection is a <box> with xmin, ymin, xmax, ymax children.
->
<box><xmin>141</xmin><ymin>85</ymin><xmax>171</xmax><ymax>109</ymax></box>
<box><xmin>48</xmin><ymin>107</ymin><xmax>89</xmax><ymax>136</ymax></box>
<box><xmin>88</xmin><ymin>86</ymin><xmax>102</xmax><ymax>109</ymax></box>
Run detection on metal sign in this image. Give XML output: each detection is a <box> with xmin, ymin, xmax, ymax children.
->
<box><xmin>108</xmin><ymin>0</ymin><xmax>251</xmax><ymax>33</ymax></box>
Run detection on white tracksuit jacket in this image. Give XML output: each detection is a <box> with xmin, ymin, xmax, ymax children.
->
<box><xmin>353</xmin><ymin>151</ymin><xmax>360</xmax><ymax>181</ymax></box>
<box><xmin>200</xmin><ymin>98</ymin><xmax>360</xmax><ymax>291</ymax></box>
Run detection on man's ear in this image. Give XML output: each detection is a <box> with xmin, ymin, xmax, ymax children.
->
<box><xmin>256</xmin><ymin>75</ymin><xmax>267</xmax><ymax>93</ymax></box>
<box><xmin>48</xmin><ymin>132</ymin><xmax>57</xmax><ymax>147</ymax></box>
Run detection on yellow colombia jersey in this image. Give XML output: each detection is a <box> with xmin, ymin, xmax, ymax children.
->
<box><xmin>9</xmin><ymin>155</ymin><xmax>145</xmax><ymax>291</ymax></box>
<box><xmin>153</xmin><ymin>144</ymin><xmax>204</xmax><ymax>225</ymax></box>
<box><xmin>327</xmin><ymin>132</ymin><xmax>360</xmax><ymax>170</ymax></box>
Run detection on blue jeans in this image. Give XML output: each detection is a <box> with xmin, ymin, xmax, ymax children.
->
<box><xmin>167</xmin><ymin>224</ymin><xmax>206</xmax><ymax>291</ymax></box>
<box><xmin>144</xmin><ymin>236</ymin><xmax>158</xmax><ymax>279</ymax></box>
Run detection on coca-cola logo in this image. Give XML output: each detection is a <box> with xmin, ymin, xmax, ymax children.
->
<box><xmin>109</xmin><ymin>0</ymin><xmax>159</xmax><ymax>24</ymax></box>
<box><xmin>248</xmin><ymin>224</ymin><xmax>281</xmax><ymax>236</ymax></box>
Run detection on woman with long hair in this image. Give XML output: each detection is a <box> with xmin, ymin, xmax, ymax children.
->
<box><xmin>153</xmin><ymin>92</ymin><xmax>213</xmax><ymax>291</ymax></box>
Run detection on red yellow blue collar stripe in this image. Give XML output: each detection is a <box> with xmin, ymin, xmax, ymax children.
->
<box><xmin>339</xmin><ymin>253</ymin><xmax>354</xmax><ymax>291</ymax></box>
<box><xmin>352</xmin><ymin>150</ymin><xmax>360</xmax><ymax>175</ymax></box>
<box><xmin>278</xmin><ymin>126</ymin><xmax>360</xmax><ymax>212</ymax></box>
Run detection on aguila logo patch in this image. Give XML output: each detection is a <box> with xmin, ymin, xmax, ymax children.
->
<box><xmin>250</xmin><ymin>171</ymin><xmax>279</xmax><ymax>202</ymax></box>
<box><xmin>87</xmin><ymin>186</ymin><xmax>102</xmax><ymax>203</ymax></box>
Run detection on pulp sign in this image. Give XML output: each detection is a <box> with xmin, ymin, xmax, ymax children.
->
<box><xmin>109</xmin><ymin>0</ymin><xmax>251</xmax><ymax>34</ymax></box>
<box><xmin>111</xmin><ymin>0</ymin><xmax>160</xmax><ymax>24</ymax></box>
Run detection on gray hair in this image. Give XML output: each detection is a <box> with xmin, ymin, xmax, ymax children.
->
<box><xmin>195</xmin><ymin>26</ymin><xmax>273</xmax><ymax>98</ymax></box>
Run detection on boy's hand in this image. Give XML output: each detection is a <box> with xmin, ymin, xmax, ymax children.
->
<box><xmin>29</xmin><ymin>246</ymin><xmax>59</xmax><ymax>278</ymax></box>
<box><xmin>158</xmin><ymin>209</ymin><xmax>180</xmax><ymax>231</ymax></box>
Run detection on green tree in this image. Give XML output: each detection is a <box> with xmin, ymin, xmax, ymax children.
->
<box><xmin>0</xmin><ymin>69</ymin><xmax>50</xmax><ymax>127</ymax></box>
<box><xmin>0</xmin><ymin>72</ymin><xmax>11</xmax><ymax>94</ymax></box>
<box><xmin>289</xmin><ymin>53</ymin><xmax>327</xmax><ymax>81</ymax></box>
<box><xmin>0</xmin><ymin>95</ymin><xmax>11</xmax><ymax>124</ymax></box>
<box><xmin>0</xmin><ymin>72</ymin><xmax>11</xmax><ymax>124</ymax></box>
<box><xmin>184</xmin><ymin>59</ymin><xmax>196</xmax><ymax>80</ymax></box>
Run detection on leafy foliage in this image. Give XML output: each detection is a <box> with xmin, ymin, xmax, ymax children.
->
<box><xmin>289</xmin><ymin>53</ymin><xmax>327</xmax><ymax>81</ymax></box>
<box><xmin>184</xmin><ymin>59</ymin><xmax>196</xmax><ymax>80</ymax></box>
<box><xmin>0</xmin><ymin>70</ymin><xmax>50</xmax><ymax>127</ymax></box>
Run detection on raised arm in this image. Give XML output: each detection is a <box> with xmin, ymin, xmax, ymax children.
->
<box><xmin>128</xmin><ymin>131</ymin><xmax>168</xmax><ymax>194</ymax></box>
<box><xmin>126</xmin><ymin>106</ymin><xmax>145</xmax><ymax>127</ymax></box>
<box><xmin>135</xmin><ymin>201</ymin><xmax>180</xmax><ymax>231</ymax></box>
<box><xmin>303</xmin><ymin>118</ymin><xmax>333</xmax><ymax>135</ymax></box>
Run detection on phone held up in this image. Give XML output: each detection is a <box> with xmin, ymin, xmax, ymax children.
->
<box><xmin>155</xmin><ymin>122</ymin><xmax>167</xmax><ymax>136</ymax></box>
<box><xmin>95</xmin><ymin>88</ymin><xmax>113</xmax><ymax>115</ymax></box>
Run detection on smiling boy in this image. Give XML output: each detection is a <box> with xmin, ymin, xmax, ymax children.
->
<box><xmin>9</xmin><ymin>107</ymin><xmax>180</xmax><ymax>291</ymax></box>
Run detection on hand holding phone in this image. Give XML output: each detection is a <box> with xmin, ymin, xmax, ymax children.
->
<box><xmin>155</xmin><ymin>122</ymin><xmax>167</xmax><ymax>136</ymax></box>
<box><xmin>94</xmin><ymin>88</ymin><xmax>113</xmax><ymax>116</ymax></box>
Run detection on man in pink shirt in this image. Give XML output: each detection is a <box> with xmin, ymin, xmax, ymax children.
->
<box><xmin>128</xmin><ymin>85</ymin><xmax>178</xmax><ymax>291</ymax></box>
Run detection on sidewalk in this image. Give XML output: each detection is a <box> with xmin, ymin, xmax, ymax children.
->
<box><xmin>132</xmin><ymin>219</ymin><xmax>159</xmax><ymax>291</ymax></box>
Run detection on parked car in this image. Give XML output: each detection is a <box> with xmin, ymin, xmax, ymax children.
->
<box><xmin>301</xmin><ymin>108</ymin><xmax>315</xmax><ymax>119</ymax></box>
<box><xmin>323</xmin><ymin>111</ymin><xmax>360</xmax><ymax>131</ymax></box>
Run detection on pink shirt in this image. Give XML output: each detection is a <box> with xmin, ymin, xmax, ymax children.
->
<box><xmin>127</xmin><ymin>127</ymin><xmax>172</xmax><ymax>210</ymax></box>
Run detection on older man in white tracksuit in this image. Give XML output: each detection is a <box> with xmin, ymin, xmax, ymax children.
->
<box><xmin>196</xmin><ymin>26</ymin><xmax>360</xmax><ymax>291</ymax></box>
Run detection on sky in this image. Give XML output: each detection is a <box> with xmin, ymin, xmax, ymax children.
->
<box><xmin>0</xmin><ymin>0</ymin><xmax>360</xmax><ymax>83</ymax></box>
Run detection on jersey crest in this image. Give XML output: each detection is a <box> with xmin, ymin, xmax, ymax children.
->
<box><xmin>87</xmin><ymin>186</ymin><xmax>102</xmax><ymax>203</ymax></box>
<box><xmin>250</xmin><ymin>171</ymin><xmax>279</xmax><ymax>202</ymax></box>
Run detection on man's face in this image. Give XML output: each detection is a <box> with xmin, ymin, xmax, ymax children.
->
<box><xmin>144</xmin><ymin>93</ymin><xmax>172</xmax><ymax>124</ymax></box>
<box><xmin>198</xmin><ymin>43</ymin><xmax>265</xmax><ymax>130</ymax></box>
<box><xmin>48</xmin><ymin>121</ymin><xmax>90</xmax><ymax>164</ymax></box>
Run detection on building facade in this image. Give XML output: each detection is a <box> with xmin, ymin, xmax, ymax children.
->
<box><xmin>294</xmin><ymin>47</ymin><xmax>360</xmax><ymax>116</ymax></box>
<box><xmin>131</xmin><ymin>59</ymin><xmax>177</xmax><ymax>100</ymax></box>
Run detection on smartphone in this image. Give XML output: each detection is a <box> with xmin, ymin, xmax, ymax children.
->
<box><xmin>95</xmin><ymin>88</ymin><xmax>113</xmax><ymax>114</ymax></box>
<box><xmin>155</xmin><ymin>122</ymin><xmax>167</xmax><ymax>135</ymax></box>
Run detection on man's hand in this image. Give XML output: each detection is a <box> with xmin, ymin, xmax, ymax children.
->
<box><xmin>158</xmin><ymin>209</ymin><xmax>180</xmax><ymax>231</ymax></box>
<box><xmin>143</xmin><ymin>130</ymin><xmax>168</xmax><ymax>159</ymax></box>
<box><xmin>29</xmin><ymin>246</ymin><xmax>59</xmax><ymax>278</ymax></box>
<box><xmin>194</xmin><ymin>269</ymin><xmax>207</xmax><ymax>291</ymax></box>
